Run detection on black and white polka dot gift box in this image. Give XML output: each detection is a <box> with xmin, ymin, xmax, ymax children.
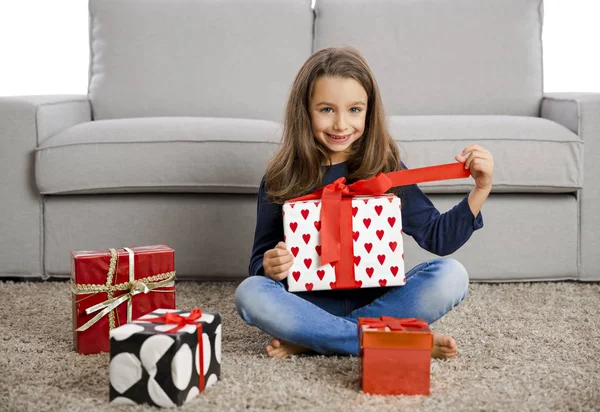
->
<box><xmin>109</xmin><ymin>308</ymin><xmax>221</xmax><ymax>407</ymax></box>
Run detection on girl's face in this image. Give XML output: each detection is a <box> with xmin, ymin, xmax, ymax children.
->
<box><xmin>309</xmin><ymin>76</ymin><xmax>368</xmax><ymax>164</ymax></box>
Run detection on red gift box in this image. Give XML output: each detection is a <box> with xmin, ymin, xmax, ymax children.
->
<box><xmin>358</xmin><ymin>317</ymin><xmax>433</xmax><ymax>395</ymax></box>
<box><xmin>71</xmin><ymin>245</ymin><xmax>176</xmax><ymax>354</ymax></box>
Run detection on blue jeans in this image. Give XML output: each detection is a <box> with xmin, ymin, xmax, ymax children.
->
<box><xmin>235</xmin><ymin>258</ymin><xmax>468</xmax><ymax>356</ymax></box>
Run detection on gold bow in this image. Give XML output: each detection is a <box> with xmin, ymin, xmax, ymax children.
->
<box><xmin>72</xmin><ymin>247</ymin><xmax>175</xmax><ymax>332</ymax></box>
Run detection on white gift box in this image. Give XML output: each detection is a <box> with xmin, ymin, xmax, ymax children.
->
<box><xmin>283</xmin><ymin>194</ymin><xmax>406</xmax><ymax>292</ymax></box>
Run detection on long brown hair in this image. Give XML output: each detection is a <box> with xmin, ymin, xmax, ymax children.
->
<box><xmin>265</xmin><ymin>46</ymin><xmax>402</xmax><ymax>204</ymax></box>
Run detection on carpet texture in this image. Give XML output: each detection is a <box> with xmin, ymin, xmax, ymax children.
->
<box><xmin>0</xmin><ymin>280</ymin><xmax>598</xmax><ymax>411</ymax></box>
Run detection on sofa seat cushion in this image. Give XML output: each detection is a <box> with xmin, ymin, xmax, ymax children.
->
<box><xmin>35</xmin><ymin>115</ymin><xmax>582</xmax><ymax>195</ymax></box>
<box><xmin>391</xmin><ymin>115</ymin><xmax>583</xmax><ymax>193</ymax></box>
<box><xmin>35</xmin><ymin>117</ymin><xmax>281</xmax><ymax>194</ymax></box>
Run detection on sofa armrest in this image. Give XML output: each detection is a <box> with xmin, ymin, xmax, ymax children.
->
<box><xmin>541</xmin><ymin>92</ymin><xmax>600</xmax><ymax>281</ymax></box>
<box><xmin>0</xmin><ymin>95</ymin><xmax>91</xmax><ymax>278</ymax></box>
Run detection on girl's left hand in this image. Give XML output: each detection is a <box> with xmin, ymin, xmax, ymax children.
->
<box><xmin>455</xmin><ymin>144</ymin><xmax>494</xmax><ymax>192</ymax></box>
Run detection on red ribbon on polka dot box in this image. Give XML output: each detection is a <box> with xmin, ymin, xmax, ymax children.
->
<box><xmin>108</xmin><ymin>308</ymin><xmax>222</xmax><ymax>407</ymax></box>
<box><xmin>283</xmin><ymin>163</ymin><xmax>470</xmax><ymax>292</ymax></box>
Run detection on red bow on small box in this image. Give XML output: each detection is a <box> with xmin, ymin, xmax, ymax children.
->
<box><xmin>143</xmin><ymin>308</ymin><xmax>206</xmax><ymax>390</ymax></box>
<box><xmin>361</xmin><ymin>316</ymin><xmax>428</xmax><ymax>331</ymax></box>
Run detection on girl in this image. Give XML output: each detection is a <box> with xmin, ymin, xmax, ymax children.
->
<box><xmin>235</xmin><ymin>46</ymin><xmax>494</xmax><ymax>359</ymax></box>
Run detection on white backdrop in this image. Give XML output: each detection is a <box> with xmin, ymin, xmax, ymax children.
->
<box><xmin>0</xmin><ymin>0</ymin><xmax>598</xmax><ymax>96</ymax></box>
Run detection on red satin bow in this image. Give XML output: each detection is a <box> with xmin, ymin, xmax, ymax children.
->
<box><xmin>362</xmin><ymin>316</ymin><xmax>428</xmax><ymax>330</ymax></box>
<box><xmin>290</xmin><ymin>163</ymin><xmax>470</xmax><ymax>266</ymax></box>
<box><xmin>145</xmin><ymin>308</ymin><xmax>203</xmax><ymax>333</ymax></box>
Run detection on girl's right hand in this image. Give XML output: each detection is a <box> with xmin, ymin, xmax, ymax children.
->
<box><xmin>263</xmin><ymin>241</ymin><xmax>294</xmax><ymax>281</ymax></box>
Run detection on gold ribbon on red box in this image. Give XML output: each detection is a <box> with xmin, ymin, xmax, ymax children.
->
<box><xmin>72</xmin><ymin>247</ymin><xmax>176</xmax><ymax>332</ymax></box>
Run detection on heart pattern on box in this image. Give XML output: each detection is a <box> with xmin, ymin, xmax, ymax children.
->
<box><xmin>283</xmin><ymin>194</ymin><xmax>406</xmax><ymax>292</ymax></box>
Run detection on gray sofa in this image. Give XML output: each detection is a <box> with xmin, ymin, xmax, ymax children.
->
<box><xmin>1</xmin><ymin>0</ymin><xmax>598</xmax><ymax>283</ymax></box>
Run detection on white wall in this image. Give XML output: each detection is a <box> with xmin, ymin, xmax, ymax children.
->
<box><xmin>0</xmin><ymin>0</ymin><xmax>598</xmax><ymax>96</ymax></box>
<box><xmin>542</xmin><ymin>0</ymin><xmax>600</xmax><ymax>92</ymax></box>
<box><xmin>0</xmin><ymin>0</ymin><xmax>89</xmax><ymax>96</ymax></box>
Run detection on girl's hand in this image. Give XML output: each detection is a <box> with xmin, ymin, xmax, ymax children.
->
<box><xmin>263</xmin><ymin>242</ymin><xmax>294</xmax><ymax>281</ymax></box>
<box><xmin>455</xmin><ymin>144</ymin><xmax>494</xmax><ymax>192</ymax></box>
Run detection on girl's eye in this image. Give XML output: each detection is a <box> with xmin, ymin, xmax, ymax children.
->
<box><xmin>320</xmin><ymin>107</ymin><xmax>361</xmax><ymax>113</ymax></box>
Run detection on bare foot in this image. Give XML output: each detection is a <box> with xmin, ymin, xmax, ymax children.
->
<box><xmin>431</xmin><ymin>332</ymin><xmax>458</xmax><ymax>359</ymax></box>
<box><xmin>265</xmin><ymin>338</ymin><xmax>309</xmax><ymax>359</ymax></box>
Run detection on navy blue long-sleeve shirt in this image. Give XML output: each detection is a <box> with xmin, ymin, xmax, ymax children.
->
<box><xmin>249</xmin><ymin>162</ymin><xmax>483</xmax><ymax>281</ymax></box>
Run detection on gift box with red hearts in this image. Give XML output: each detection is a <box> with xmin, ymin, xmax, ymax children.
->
<box><xmin>71</xmin><ymin>245</ymin><xmax>176</xmax><ymax>354</ymax></box>
<box><xmin>282</xmin><ymin>163</ymin><xmax>471</xmax><ymax>293</ymax></box>
<box><xmin>284</xmin><ymin>194</ymin><xmax>405</xmax><ymax>292</ymax></box>
<box><xmin>358</xmin><ymin>316</ymin><xmax>433</xmax><ymax>395</ymax></box>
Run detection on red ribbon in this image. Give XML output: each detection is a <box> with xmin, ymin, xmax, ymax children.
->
<box><xmin>361</xmin><ymin>316</ymin><xmax>428</xmax><ymax>330</ymax></box>
<box><xmin>289</xmin><ymin>162</ymin><xmax>470</xmax><ymax>288</ymax></box>
<box><xmin>144</xmin><ymin>308</ymin><xmax>205</xmax><ymax>390</ymax></box>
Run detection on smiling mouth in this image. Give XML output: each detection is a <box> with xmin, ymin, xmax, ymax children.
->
<box><xmin>326</xmin><ymin>133</ymin><xmax>352</xmax><ymax>141</ymax></box>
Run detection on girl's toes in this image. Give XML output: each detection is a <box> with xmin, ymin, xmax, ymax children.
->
<box><xmin>267</xmin><ymin>343</ymin><xmax>280</xmax><ymax>353</ymax></box>
<box><xmin>443</xmin><ymin>348</ymin><xmax>458</xmax><ymax>357</ymax></box>
<box><xmin>442</xmin><ymin>336</ymin><xmax>456</xmax><ymax>348</ymax></box>
<box><xmin>438</xmin><ymin>336</ymin><xmax>457</xmax><ymax>352</ymax></box>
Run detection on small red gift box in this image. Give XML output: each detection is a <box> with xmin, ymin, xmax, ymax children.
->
<box><xmin>71</xmin><ymin>245</ymin><xmax>176</xmax><ymax>354</ymax></box>
<box><xmin>358</xmin><ymin>316</ymin><xmax>433</xmax><ymax>395</ymax></box>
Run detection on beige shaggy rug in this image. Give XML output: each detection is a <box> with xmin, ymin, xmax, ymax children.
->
<box><xmin>0</xmin><ymin>280</ymin><xmax>599</xmax><ymax>411</ymax></box>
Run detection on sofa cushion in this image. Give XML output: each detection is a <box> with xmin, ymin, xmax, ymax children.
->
<box><xmin>35</xmin><ymin>116</ymin><xmax>582</xmax><ymax>195</ymax></box>
<box><xmin>35</xmin><ymin>117</ymin><xmax>281</xmax><ymax>195</ymax></box>
<box><xmin>315</xmin><ymin>0</ymin><xmax>543</xmax><ymax>116</ymax></box>
<box><xmin>88</xmin><ymin>0</ymin><xmax>313</xmax><ymax>122</ymax></box>
<box><xmin>392</xmin><ymin>116</ymin><xmax>582</xmax><ymax>193</ymax></box>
